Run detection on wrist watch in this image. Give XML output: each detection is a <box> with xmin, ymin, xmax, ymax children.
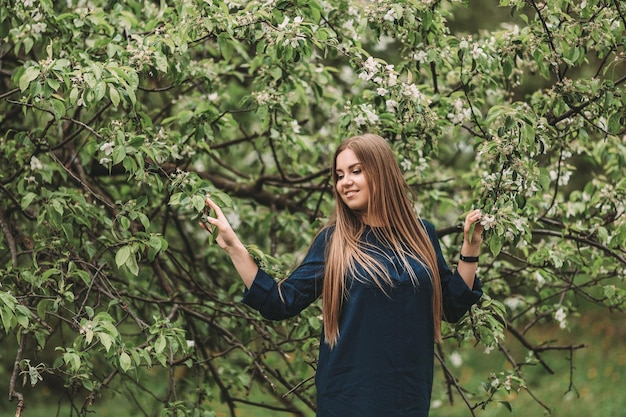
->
<box><xmin>459</xmin><ymin>254</ymin><xmax>479</xmax><ymax>263</ymax></box>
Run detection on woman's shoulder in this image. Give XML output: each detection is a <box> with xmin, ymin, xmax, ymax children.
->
<box><xmin>418</xmin><ymin>218</ymin><xmax>436</xmax><ymax>234</ymax></box>
<box><xmin>316</xmin><ymin>225</ymin><xmax>335</xmax><ymax>242</ymax></box>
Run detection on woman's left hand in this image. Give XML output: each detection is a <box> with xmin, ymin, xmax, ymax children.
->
<box><xmin>464</xmin><ymin>209</ymin><xmax>483</xmax><ymax>249</ymax></box>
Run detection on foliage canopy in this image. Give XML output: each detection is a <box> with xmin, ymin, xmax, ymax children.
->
<box><xmin>0</xmin><ymin>0</ymin><xmax>625</xmax><ymax>416</ymax></box>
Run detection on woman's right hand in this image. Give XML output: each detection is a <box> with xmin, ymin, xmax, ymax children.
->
<box><xmin>200</xmin><ymin>196</ymin><xmax>259</xmax><ymax>288</ymax></box>
<box><xmin>200</xmin><ymin>197</ymin><xmax>241</xmax><ymax>252</ymax></box>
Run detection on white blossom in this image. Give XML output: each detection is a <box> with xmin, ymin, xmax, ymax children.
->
<box><xmin>403</xmin><ymin>83</ymin><xmax>429</xmax><ymax>103</ymax></box>
<box><xmin>341</xmin><ymin>19</ymin><xmax>358</xmax><ymax>40</ymax></box>
<box><xmin>383</xmin><ymin>8</ymin><xmax>397</xmax><ymax>22</ymax></box>
<box><xmin>377</xmin><ymin>87</ymin><xmax>388</xmax><ymax>96</ymax></box>
<box><xmin>353</xmin><ymin>104</ymin><xmax>379</xmax><ymax>126</ymax></box>
<box><xmin>30</xmin><ymin>156</ymin><xmax>43</xmax><ymax>171</ymax></box>
<box><xmin>32</xmin><ymin>22</ymin><xmax>47</xmax><ymax>34</ymax></box>
<box><xmin>100</xmin><ymin>142</ymin><xmax>115</xmax><ymax>156</ymax></box>
<box><xmin>533</xmin><ymin>271</ymin><xmax>546</xmax><ymax>288</ymax></box>
<box><xmin>362</xmin><ymin>104</ymin><xmax>379</xmax><ymax>124</ymax></box>
<box><xmin>449</xmin><ymin>351</ymin><xmax>463</xmax><ymax>367</ymax></box>
<box><xmin>363</xmin><ymin>56</ymin><xmax>378</xmax><ymax>72</ymax></box>
<box><xmin>413</xmin><ymin>50</ymin><xmax>428</xmax><ymax>64</ymax></box>
<box><xmin>554</xmin><ymin>307</ymin><xmax>567</xmax><ymax>329</ymax></box>
<box><xmin>290</xmin><ymin>119</ymin><xmax>300</xmax><ymax>134</ymax></box>
<box><xmin>386</xmin><ymin>65</ymin><xmax>398</xmax><ymax>86</ymax></box>
<box><xmin>447</xmin><ymin>98</ymin><xmax>472</xmax><ymax>124</ymax></box>
<box><xmin>480</xmin><ymin>213</ymin><xmax>496</xmax><ymax>230</ymax></box>
<box><xmin>504</xmin><ymin>297</ymin><xmax>524</xmax><ymax>310</ymax></box>
<box><xmin>385</xmin><ymin>99</ymin><xmax>398</xmax><ymax>112</ymax></box>
<box><xmin>278</xmin><ymin>17</ymin><xmax>290</xmax><ymax>30</ymax></box>
<box><xmin>353</xmin><ymin>114</ymin><xmax>367</xmax><ymax>126</ymax></box>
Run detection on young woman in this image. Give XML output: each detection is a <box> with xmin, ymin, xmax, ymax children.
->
<box><xmin>201</xmin><ymin>133</ymin><xmax>483</xmax><ymax>417</ymax></box>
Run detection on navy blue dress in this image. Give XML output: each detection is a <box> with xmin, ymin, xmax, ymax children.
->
<box><xmin>242</xmin><ymin>221</ymin><xmax>483</xmax><ymax>417</ymax></box>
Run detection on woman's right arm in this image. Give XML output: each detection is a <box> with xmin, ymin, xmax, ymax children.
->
<box><xmin>201</xmin><ymin>197</ymin><xmax>258</xmax><ymax>289</ymax></box>
<box><xmin>201</xmin><ymin>197</ymin><xmax>329</xmax><ymax>320</ymax></box>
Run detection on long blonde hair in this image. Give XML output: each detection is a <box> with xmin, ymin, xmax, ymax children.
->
<box><xmin>322</xmin><ymin>133</ymin><xmax>442</xmax><ymax>347</ymax></box>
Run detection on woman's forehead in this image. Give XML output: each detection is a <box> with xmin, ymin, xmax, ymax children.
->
<box><xmin>335</xmin><ymin>148</ymin><xmax>361</xmax><ymax>170</ymax></box>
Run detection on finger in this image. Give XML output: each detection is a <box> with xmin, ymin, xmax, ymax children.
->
<box><xmin>198</xmin><ymin>221</ymin><xmax>213</xmax><ymax>233</ymax></box>
<box><xmin>467</xmin><ymin>209</ymin><xmax>481</xmax><ymax>224</ymax></box>
<box><xmin>205</xmin><ymin>197</ymin><xmax>225</xmax><ymax>218</ymax></box>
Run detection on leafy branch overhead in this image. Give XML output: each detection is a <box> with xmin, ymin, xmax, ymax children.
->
<box><xmin>0</xmin><ymin>0</ymin><xmax>625</xmax><ymax>416</ymax></box>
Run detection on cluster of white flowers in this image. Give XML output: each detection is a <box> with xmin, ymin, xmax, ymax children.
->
<box><xmin>99</xmin><ymin>142</ymin><xmax>115</xmax><ymax>165</ymax></box>
<box><xmin>289</xmin><ymin>119</ymin><xmax>300</xmax><ymax>134</ymax></box>
<box><xmin>449</xmin><ymin>351</ymin><xmax>463</xmax><ymax>367</ymax></box>
<box><xmin>480</xmin><ymin>213</ymin><xmax>496</xmax><ymax>230</ymax></box>
<box><xmin>171</xmin><ymin>169</ymin><xmax>191</xmax><ymax>186</ymax></box>
<box><xmin>554</xmin><ymin>307</ymin><xmax>568</xmax><ymax>329</ymax></box>
<box><xmin>549</xmin><ymin>168</ymin><xmax>573</xmax><ymax>186</ymax></box>
<box><xmin>471</xmin><ymin>43</ymin><xmax>486</xmax><ymax>60</ymax></box>
<box><xmin>490</xmin><ymin>374</ymin><xmax>500</xmax><ymax>388</ymax></box>
<box><xmin>383</xmin><ymin>7</ymin><xmax>399</xmax><ymax>22</ymax></box>
<box><xmin>235</xmin><ymin>11</ymin><xmax>257</xmax><ymax>27</ymax></box>
<box><xmin>503</xmin><ymin>375</ymin><xmax>513</xmax><ymax>392</ymax></box>
<box><xmin>276</xmin><ymin>16</ymin><xmax>306</xmax><ymax>48</ymax></box>
<box><xmin>29</xmin><ymin>22</ymin><xmax>47</xmax><ymax>35</ymax></box>
<box><xmin>503</xmin><ymin>296</ymin><xmax>525</xmax><ymax>311</ymax></box>
<box><xmin>353</xmin><ymin>103</ymin><xmax>379</xmax><ymax>126</ymax></box>
<box><xmin>412</xmin><ymin>50</ymin><xmax>428</xmax><ymax>64</ymax></box>
<box><xmin>252</xmin><ymin>89</ymin><xmax>277</xmax><ymax>105</ymax></box>
<box><xmin>358</xmin><ymin>56</ymin><xmax>380</xmax><ymax>82</ymax></box>
<box><xmin>385</xmin><ymin>98</ymin><xmax>398</xmax><ymax>113</ymax></box>
<box><xmin>447</xmin><ymin>98</ymin><xmax>472</xmax><ymax>124</ymax></box>
<box><xmin>484</xmin><ymin>343</ymin><xmax>496</xmax><ymax>354</ymax></box>
<box><xmin>533</xmin><ymin>270</ymin><xmax>546</xmax><ymax>288</ymax></box>
<box><xmin>341</xmin><ymin>18</ymin><xmax>358</xmax><ymax>41</ymax></box>
<box><xmin>402</xmin><ymin>83</ymin><xmax>430</xmax><ymax>106</ymax></box>
<box><xmin>30</xmin><ymin>156</ymin><xmax>43</xmax><ymax>171</ymax></box>
<box><xmin>126</xmin><ymin>40</ymin><xmax>153</xmax><ymax>68</ymax></box>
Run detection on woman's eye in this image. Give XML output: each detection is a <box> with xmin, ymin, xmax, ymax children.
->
<box><xmin>352</xmin><ymin>169</ymin><xmax>361</xmax><ymax>174</ymax></box>
<box><xmin>336</xmin><ymin>174</ymin><xmax>344</xmax><ymax>180</ymax></box>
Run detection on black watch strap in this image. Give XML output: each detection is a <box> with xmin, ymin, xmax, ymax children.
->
<box><xmin>459</xmin><ymin>254</ymin><xmax>479</xmax><ymax>263</ymax></box>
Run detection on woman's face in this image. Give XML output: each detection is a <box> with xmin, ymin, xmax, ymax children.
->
<box><xmin>335</xmin><ymin>148</ymin><xmax>370</xmax><ymax>213</ymax></box>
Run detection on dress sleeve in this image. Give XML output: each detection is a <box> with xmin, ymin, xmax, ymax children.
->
<box><xmin>422</xmin><ymin>220</ymin><xmax>483</xmax><ymax>323</ymax></box>
<box><xmin>241</xmin><ymin>227</ymin><xmax>331</xmax><ymax>320</ymax></box>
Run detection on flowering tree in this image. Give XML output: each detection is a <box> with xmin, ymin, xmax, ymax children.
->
<box><xmin>1</xmin><ymin>0</ymin><xmax>625</xmax><ymax>416</ymax></box>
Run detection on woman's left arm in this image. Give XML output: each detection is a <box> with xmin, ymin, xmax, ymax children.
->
<box><xmin>456</xmin><ymin>209</ymin><xmax>484</xmax><ymax>289</ymax></box>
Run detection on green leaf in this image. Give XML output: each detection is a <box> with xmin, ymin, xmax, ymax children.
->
<box><xmin>125</xmin><ymin>253</ymin><xmax>139</xmax><ymax>276</ymax></box>
<box><xmin>217</xmin><ymin>33</ymin><xmax>233</xmax><ymax>60</ymax></box>
<box><xmin>154</xmin><ymin>335</ymin><xmax>167</xmax><ymax>354</ymax></box>
<box><xmin>21</xmin><ymin>192</ymin><xmax>38</xmax><ymax>210</ymax></box>
<box><xmin>119</xmin><ymin>351</ymin><xmax>132</xmax><ymax>372</ymax></box>
<box><xmin>115</xmin><ymin>246</ymin><xmax>131</xmax><ymax>268</ymax></box>
<box><xmin>489</xmin><ymin>235</ymin><xmax>503</xmax><ymax>257</ymax></box>
<box><xmin>112</xmin><ymin>145</ymin><xmax>127</xmax><ymax>165</ymax></box>
<box><xmin>109</xmin><ymin>85</ymin><xmax>120</xmax><ymax>107</ymax></box>
<box><xmin>98</xmin><ymin>332</ymin><xmax>114</xmax><ymax>352</ymax></box>
<box><xmin>19</xmin><ymin>66</ymin><xmax>41</xmax><ymax>91</ymax></box>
